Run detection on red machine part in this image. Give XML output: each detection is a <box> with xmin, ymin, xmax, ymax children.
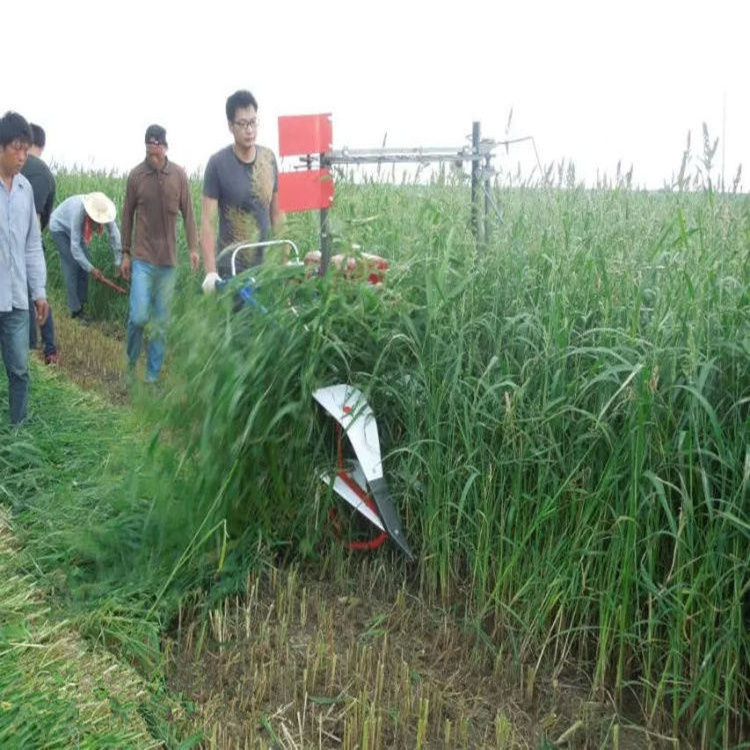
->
<box><xmin>329</xmin><ymin>421</ymin><xmax>387</xmax><ymax>552</ymax></box>
<box><xmin>278</xmin><ymin>114</ymin><xmax>335</xmax><ymax>213</ymax></box>
<box><xmin>303</xmin><ymin>251</ymin><xmax>388</xmax><ymax>285</ymax></box>
<box><xmin>278</xmin><ymin>170</ymin><xmax>334</xmax><ymax>212</ymax></box>
<box><xmin>278</xmin><ymin>114</ymin><xmax>332</xmax><ymax>157</ymax></box>
<box><xmin>278</xmin><ymin>113</ymin><xmax>389</xmax><ymax>288</ymax></box>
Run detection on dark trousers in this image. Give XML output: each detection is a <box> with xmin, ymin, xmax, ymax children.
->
<box><xmin>28</xmin><ymin>296</ymin><xmax>57</xmax><ymax>356</ymax></box>
<box><xmin>51</xmin><ymin>230</ymin><xmax>89</xmax><ymax>315</ymax></box>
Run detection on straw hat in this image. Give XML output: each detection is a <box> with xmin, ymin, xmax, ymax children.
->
<box><xmin>82</xmin><ymin>192</ymin><xmax>116</xmax><ymax>224</ymax></box>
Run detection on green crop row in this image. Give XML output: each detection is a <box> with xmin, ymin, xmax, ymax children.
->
<box><xmin>26</xmin><ymin>166</ymin><xmax>750</xmax><ymax>746</ymax></box>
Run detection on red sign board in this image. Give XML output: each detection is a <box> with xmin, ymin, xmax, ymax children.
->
<box><xmin>278</xmin><ymin>170</ymin><xmax>334</xmax><ymax>212</ymax></box>
<box><xmin>278</xmin><ymin>114</ymin><xmax>332</xmax><ymax>156</ymax></box>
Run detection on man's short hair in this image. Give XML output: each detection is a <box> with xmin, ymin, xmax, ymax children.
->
<box><xmin>0</xmin><ymin>111</ymin><xmax>32</xmax><ymax>148</ymax></box>
<box><xmin>144</xmin><ymin>124</ymin><xmax>168</xmax><ymax>146</ymax></box>
<box><xmin>30</xmin><ymin>123</ymin><xmax>46</xmax><ymax>149</ymax></box>
<box><xmin>226</xmin><ymin>90</ymin><xmax>258</xmax><ymax>122</ymax></box>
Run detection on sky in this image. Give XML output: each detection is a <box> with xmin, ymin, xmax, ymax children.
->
<box><xmin>6</xmin><ymin>0</ymin><xmax>748</xmax><ymax>190</ymax></box>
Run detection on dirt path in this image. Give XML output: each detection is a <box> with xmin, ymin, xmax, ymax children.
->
<box><xmin>37</xmin><ymin>306</ymin><xmax>130</xmax><ymax>404</ymax></box>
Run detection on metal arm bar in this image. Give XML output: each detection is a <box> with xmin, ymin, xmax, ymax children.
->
<box><xmin>286</xmin><ymin>136</ymin><xmax>534</xmax><ymax>169</ymax></box>
<box><xmin>323</xmin><ymin>144</ymin><xmax>494</xmax><ymax>166</ymax></box>
<box><xmin>227</xmin><ymin>239</ymin><xmax>301</xmax><ymax>277</ymax></box>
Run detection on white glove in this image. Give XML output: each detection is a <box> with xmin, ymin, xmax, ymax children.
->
<box><xmin>201</xmin><ymin>272</ymin><xmax>221</xmax><ymax>294</ymax></box>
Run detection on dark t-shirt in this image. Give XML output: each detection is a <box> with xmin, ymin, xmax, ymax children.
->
<box><xmin>202</xmin><ymin>144</ymin><xmax>278</xmax><ymax>256</ymax></box>
<box><xmin>21</xmin><ymin>154</ymin><xmax>56</xmax><ymax>230</ymax></box>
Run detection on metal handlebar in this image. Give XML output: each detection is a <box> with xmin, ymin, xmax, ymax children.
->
<box><xmin>225</xmin><ymin>239</ymin><xmax>302</xmax><ymax>278</ymax></box>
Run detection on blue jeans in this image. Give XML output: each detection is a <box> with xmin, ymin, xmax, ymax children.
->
<box><xmin>0</xmin><ymin>308</ymin><xmax>30</xmax><ymax>425</ymax></box>
<box><xmin>28</xmin><ymin>295</ymin><xmax>57</xmax><ymax>356</ymax></box>
<box><xmin>52</xmin><ymin>230</ymin><xmax>90</xmax><ymax>315</ymax></box>
<box><xmin>126</xmin><ymin>259</ymin><xmax>176</xmax><ymax>382</ymax></box>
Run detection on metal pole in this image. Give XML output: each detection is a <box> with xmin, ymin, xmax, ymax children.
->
<box><xmin>320</xmin><ymin>209</ymin><xmax>330</xmax><ymax>275</ymax></box>
<box><xmin>320</xmin><ymin>152</ymin><xmax>330</xmax><ymax>274</ymax></box>
<box><xmin>483</xmin><ymin>153</ymin><xmax>491</xmax><ymax>246</ymax></box>
<box><xmin>471</xmin><ymin>121</ymin><xmax>480</xmax><ymax>245</ymax></box>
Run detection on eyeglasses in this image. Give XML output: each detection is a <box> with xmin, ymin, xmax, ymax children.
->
<box><xmin>146</xmin><ymin>138</ymin><xmax>166</xmax><ymax>146</ymax></box>
<box><xmin>233</xmin><ymin>119</ymin><xmax>259</xmax><ymax>131</ymax></box>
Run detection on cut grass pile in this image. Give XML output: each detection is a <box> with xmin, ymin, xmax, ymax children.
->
<box><xmin>0</xmin><ymin>383</ymin><xmax>164</xmax><ymax>748</ymax></box>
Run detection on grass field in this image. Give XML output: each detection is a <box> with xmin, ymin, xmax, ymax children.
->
<box><xmin>0</xmin><ymin>158</ymin><xmax>747</xmax><ymax>748</ymax></box>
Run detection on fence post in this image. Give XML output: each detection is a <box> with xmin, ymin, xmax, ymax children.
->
<box><xmin>471</xmin><ymin>121</ymin><xmax>480</xmax><ymax>245</ymax></box>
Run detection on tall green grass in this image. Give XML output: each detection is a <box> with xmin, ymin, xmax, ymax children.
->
<box><xmin>31</xmin><ymin>160</ymin><xmax>750</xmax><ymax>746</ymax></box>
<box><xmin>123</xmin><ymin>176</ymin><xmax>747</xmax><ymax>746</ymax></box>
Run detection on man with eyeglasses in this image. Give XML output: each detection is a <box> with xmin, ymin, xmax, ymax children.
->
<box><xmin>121</xmin><ymin>124</ymin><xmax>199</xmax><ymax>384</ymax></box>
<box><xmin>200</xmin><ymin>89</ymin><xmax>280</xmax><ymax>293</ymax></box>
<box><xmin>0</xmin><ymin>111</ymin><xmax>50</xmax><ymax>426</ymax></box>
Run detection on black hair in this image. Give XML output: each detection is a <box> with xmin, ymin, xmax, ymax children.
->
<box><xmin>0</xmin><ymin>111</ymin><xmax>32</xmax><ymax>148</ymax></box>
<box><xmin>144</xmin><ymin>124</ymin><xmax>168</xmax><ymax>146</ymax></box>
<box><xmin>30</xmin><ymin>123</ymin><xmax>46</xmax><ymax>148</ymax></box>
<box><xmin>226</xmin><ymin>90</ymin><xmax>258</xmax><ymax>122</ymax></box>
